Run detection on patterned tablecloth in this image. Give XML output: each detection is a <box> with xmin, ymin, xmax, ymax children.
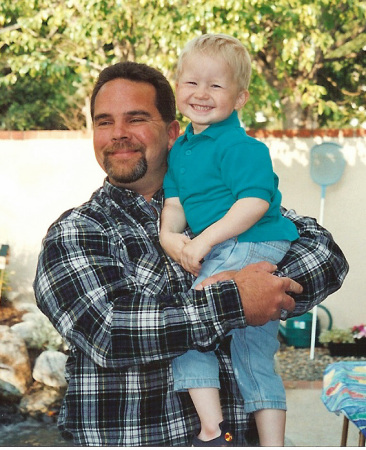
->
<box><xmin>322</xmin><ymin>361</ymin><xmax>366</xmax><ymax>437</ymax></box>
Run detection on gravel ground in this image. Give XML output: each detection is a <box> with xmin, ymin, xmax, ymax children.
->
<box><xmin>276</xmin><ymin>344</ymin><xmax>366</xmax><ymax>381</ymax></box>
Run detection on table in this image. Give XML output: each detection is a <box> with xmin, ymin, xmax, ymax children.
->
<box><xmin>322</xmin><ymin>361</ymin><xmax>366</xmax><ymax>446</ymax></box>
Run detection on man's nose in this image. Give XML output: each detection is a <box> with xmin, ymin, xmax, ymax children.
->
<box><xmin>112</xmin><ymin>122</ymin><xmax>131</xmax><ymax>141</ymax></box>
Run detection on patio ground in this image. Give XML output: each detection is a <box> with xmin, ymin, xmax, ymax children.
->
<box><xmin>278</xmin><ymin>345</ymin><xmax>365</xmax><ymax>446</ymax></box>
<box><xmin>285</xmin><ymin>385</ymin><xmax>361</xmax><ymax>447</ymax></box>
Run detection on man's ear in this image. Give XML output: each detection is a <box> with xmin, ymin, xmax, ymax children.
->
<box><xmin>235</xmin><ymin>90</ymin><xmax>250</xmax><ymax>110</ymax></box>
<box><xmin>167</xmin><ymin>120</ymin><xmax>181</xmax><ymax>150</ymax></box>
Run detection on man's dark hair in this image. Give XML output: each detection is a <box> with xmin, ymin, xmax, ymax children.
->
<box><xmin>90</xmin><ymin>61</ymin><xmax>176</xmax><ymax>123</ymax></box>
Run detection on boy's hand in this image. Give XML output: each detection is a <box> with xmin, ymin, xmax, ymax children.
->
<box><xmin>180</xmin><ymin>235</ymin><xmax>212</xmax><ymax>277</ymax></box>
<box><xmin>160</xmin><ymin>232</ymin><xmax>191</xmax><ymax>264</ymax></box>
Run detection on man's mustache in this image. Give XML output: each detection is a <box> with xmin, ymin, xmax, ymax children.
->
<box><xmin>108</xmin><ymin>141</ymin><xmax>144</xmax><ymax>153</ymax></box>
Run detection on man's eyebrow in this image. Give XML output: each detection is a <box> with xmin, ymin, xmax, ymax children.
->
<box><xmin>94</xmin><ymin>111</ymin><xmax>152</xmax><ymax>122</ymax></box>
<box><xmin>125</xmin><ymin>110</ymin><xmax>152</xmax><ymax>118</ymax></box>
<box><xmin>94</xmin><ymin>113</ymin><xmax>111</xmax><ymax>122</ymax></box>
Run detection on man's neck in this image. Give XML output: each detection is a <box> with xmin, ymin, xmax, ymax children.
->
<box><xmin>107</xmin><ymin>178</ymin><xmax>162</xmax><ymax>203</ymax></box>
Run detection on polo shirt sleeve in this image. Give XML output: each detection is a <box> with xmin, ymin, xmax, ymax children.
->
<box><xmin>220</xmin><ymin>139</ymin><xmax>275</xmax><ymax>203</ymax></box>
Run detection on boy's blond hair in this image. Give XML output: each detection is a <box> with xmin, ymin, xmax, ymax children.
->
<box><xmin>176</xmin><ymin>34</ymin><xmax>252</xmax><ymax>91</ymax></box>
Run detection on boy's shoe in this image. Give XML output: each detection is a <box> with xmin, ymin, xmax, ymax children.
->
<box><xmin>191</xmin><ymin>421</ymin><xmax>234</xmax><ymax>447</ymax></box>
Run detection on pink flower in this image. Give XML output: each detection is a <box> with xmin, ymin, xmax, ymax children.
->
<box><xmin>352</xmin><ymin>324</ymin><xmax>366</xmax><ymax>340</ymax></box>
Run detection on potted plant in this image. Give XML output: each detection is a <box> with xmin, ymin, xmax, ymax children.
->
<box><xmin>319</xmin><ymin>325</ymin><xmax>366</xmax><ymax>357</ymax></box>
<box><xmin>352</xmin><ymin>324</ymin><xmax>366</xmax><ymax>342</ymax></box>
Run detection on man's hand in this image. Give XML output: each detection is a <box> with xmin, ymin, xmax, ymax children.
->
<box><xmin>195</xmin><ymin>270</ymin><xmax>238</xmax><ymax>289</ymax></box>
<box><xmin>195</xmin><ymin>261</ymin><xmax>303</xmax><ymax>326</ymax></box>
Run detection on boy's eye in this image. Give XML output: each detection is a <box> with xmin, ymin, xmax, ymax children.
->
<box><xmin>212</xmin><ymin>84</ymin><xmax>222</xmax><ymax>89</ymax></box>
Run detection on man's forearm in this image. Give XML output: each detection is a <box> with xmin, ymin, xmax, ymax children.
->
<box><xmin>278</xmin><ymin>208</ymin><xmax>349</xmax><ymax>318</ymax></box>
<box><xmin>34</xmin><ymin>225</ymin><xmax>245</xmax><ymax>369</ymax></box>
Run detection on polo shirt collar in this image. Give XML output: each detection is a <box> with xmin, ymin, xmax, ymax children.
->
<box><xmin>183</xmin><ymin>110</ymin><xmax>242</xmax><ymax>141</ymax></box>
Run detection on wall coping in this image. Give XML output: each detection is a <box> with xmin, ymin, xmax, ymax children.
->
<box><xmin>0</xmin><ymin>130</ymin><xmax>92</xmax><ymax>140</ymax></box>
<box><xmin>0</xmin><ymin>128</ymin><xmax>365</xmax><ymax>140</ymax></box>
<box><xmin>247</xmin><ymin>128</ymin><xmax>365</xmax><ymax>138</ymax></box>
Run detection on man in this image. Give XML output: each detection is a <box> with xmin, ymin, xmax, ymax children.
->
<box><xmin>34</xmin><ymin>61</ymin><xmax>348</xmax><ymax>446</ymax></box>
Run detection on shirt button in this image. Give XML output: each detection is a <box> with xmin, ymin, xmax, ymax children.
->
<box><xmin>180</xmin><ymin>168</ymin><xmax>186</xmax><ymax>174</ymax></box>
<box><xmin>185</xmin><ymin>150</ymin><xmax>192</xmax><ymax>155</ymax></box>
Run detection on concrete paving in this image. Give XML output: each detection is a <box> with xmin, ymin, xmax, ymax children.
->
<box><xmin>285</xmin><ymin>387</ymin><xmax>361</xmax><ymax>447</ymax></box>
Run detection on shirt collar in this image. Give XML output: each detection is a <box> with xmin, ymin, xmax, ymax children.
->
<box><xmin>183</xmin><ymin>110</ymin><xmax>243</xmax><ymax>141</ymax></box>
<box><xmin>102</xmin><ymin>178</ymin><xmax>164</xmax><ymax>210</ymax></box>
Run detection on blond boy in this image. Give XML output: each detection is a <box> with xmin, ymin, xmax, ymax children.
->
<box><xmin>160</xmin><ymin>34</ymin><xmax>299</xmax><ymax>446</ymax></box>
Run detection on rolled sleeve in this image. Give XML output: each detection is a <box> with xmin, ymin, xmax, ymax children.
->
<box><xmin>276</xmin><ymin>208</ymin><xmax>349</xmax><ymax>319</ymax></box>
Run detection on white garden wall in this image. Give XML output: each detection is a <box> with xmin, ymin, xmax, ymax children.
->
<box><xmin>1</xmin><ymin>129</ymin><xmax>365</xmax><ymax>330</ymax></box>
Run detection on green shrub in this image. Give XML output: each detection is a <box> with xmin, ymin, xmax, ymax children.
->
<box><xmin>319</xmin><ymin>328</ymin><xmax>355</xmax><ymax>344</ymax></box>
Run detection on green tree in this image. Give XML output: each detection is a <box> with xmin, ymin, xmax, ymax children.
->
<box><xmin>0</xmin><ymin>0</ymin><xmax>365</xmax><ymax>130</ymax></box>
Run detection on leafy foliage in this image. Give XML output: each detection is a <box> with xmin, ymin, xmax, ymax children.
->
<box><xmin>0</xmin><ymin>0</ymin><xmax>365</xmax><ymax>130</ymax></box>
<box><xmin>319</xmin><ymin>328</ymin><xmax>355</xmax><ymax>344</ymax></box>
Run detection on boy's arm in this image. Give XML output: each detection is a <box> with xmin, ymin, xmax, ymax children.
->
<box><xmin>181</xmin><ymin>197</ymin><xmax>269</xmax><ymax>276</ymax></box>
<box><xmin>160</xmin><ymin>197</ymin><xmax>190</xmax><ymax>263</ymax></box>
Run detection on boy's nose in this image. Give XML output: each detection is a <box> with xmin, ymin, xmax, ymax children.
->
<box><xmin>194</xmin><ymin>86</ymin><xmax>209</xmax><ymax>99</ymax></box>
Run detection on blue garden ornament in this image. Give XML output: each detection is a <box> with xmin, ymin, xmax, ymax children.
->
<box><xmin>310</xmin><ymin>142</ymin><xmax>346</xmax><ymax>225</ymax></box>
<box><xmin>309</xmin><ymin>142</ymin><xmax>346</xmax><ymax>359</ymax></box>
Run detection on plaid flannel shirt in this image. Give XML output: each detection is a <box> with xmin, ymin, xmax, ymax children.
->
<box><xmin>34</xmin><ymin>179</ymin><xmax>348</xmax><ymax>446</ymax></box>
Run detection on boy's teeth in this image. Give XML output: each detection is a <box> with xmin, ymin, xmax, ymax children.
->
<box><xmin>193</xmin><ymin>105</ymin><xmax>210</xmax><ymax>110</ymax></box>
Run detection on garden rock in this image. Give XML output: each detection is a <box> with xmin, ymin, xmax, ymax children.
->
<box><xmin>19</xmin><ymin>382</ymin><xmax>66</xmax><ymax>416</ymax></box>
<box><xmin>32</xmin><ymin>350</ymin><xmax>68</xmax><ymax>388</ymax></box>
<box><xmin>0</xmin><ymin>325</ymin><xmax>32</xmax><ymax>400</ymax></box>
<box><xmin>11</xmin><ymin>312</ymin><xmax>64</xmax><ymax>350</ymax></box>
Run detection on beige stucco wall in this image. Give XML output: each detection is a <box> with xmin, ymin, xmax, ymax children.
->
<box><xmin>1</xmin><ymin>131</ymin><xmax>365</xmax><ymax>330</ymax></box>
<box><xmin>268</xmin><ymin>133</ymin><xmax>365</xmax><ymax>331</ymax></box>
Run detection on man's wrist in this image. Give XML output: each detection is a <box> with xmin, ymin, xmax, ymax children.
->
<box><xmin>204</xmin><ymin>281</ymin><xmax>246</xmax><ymax>333</ymax></box>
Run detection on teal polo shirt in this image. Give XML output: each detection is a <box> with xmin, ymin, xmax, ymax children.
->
<box><xmin>163</xmin><ymin>111</ymin><xmax>299</xmax><ymax>243</ymax></box>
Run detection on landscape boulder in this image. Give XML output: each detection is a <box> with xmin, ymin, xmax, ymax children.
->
<box><xmin>0</xmin><ymin>325</ymin><xmax>32</xmax><ymax>400</ymax></box>
<box><xmin>32</xmin><ymin>350</ymin><xmax>68</xmax><ymax>388</ymax></box>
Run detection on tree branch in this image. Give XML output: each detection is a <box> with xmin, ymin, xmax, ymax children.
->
<box><xmin>0</xmin><ymin>23</ymin><xmax>21</xmax><ymax>34</ymax></box>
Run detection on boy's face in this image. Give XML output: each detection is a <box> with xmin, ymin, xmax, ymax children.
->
<box><xmin>176</xmin><ymin>52</ymin><xmax>248</xmax><ymax>134</ymax></box>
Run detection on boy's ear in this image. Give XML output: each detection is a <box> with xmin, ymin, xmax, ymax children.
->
<box><xmin>235</xmin><ymin>90</ymin><xmax>250</xmax><ymax>110</ymax></box>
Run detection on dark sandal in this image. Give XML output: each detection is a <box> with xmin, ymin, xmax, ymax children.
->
<box><xmin>191</xmin><ymin>421</ymin><xmax>234</xmax><ymax>447</ymax></box>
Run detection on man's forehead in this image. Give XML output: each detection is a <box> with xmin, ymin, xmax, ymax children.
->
<box><xmin>95</xmin><ymin>78</ymin><xmax>158</xmax><ymax>114</ymax></box>
<box><xmin>98</xmin><ymin>78</ymin><xmax>156</xmax><ymax>100</ymax></box>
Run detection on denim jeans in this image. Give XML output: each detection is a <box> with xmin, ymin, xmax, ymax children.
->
<box><xmin>172</xmin><ymin>239</ymin><xmax>290</xmax><ymax>412</ymax></box>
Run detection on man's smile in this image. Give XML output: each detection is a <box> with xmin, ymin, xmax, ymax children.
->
<box><xmin>106</xmin><ymin>143</ymin><xmax>144</xmax><ymax>159</ymax></box>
